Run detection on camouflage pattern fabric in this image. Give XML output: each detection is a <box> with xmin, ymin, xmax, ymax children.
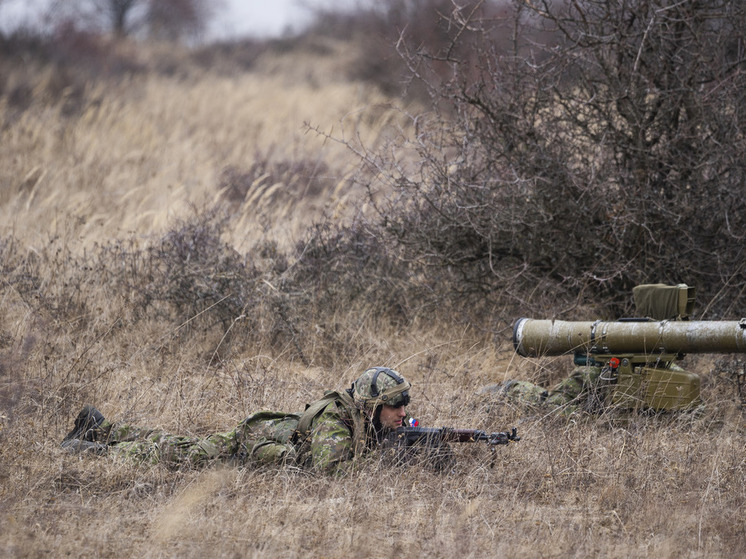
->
<box><xmin>502</xmin><ymin>364</ymin><xmax>702</xmax><ymax>415</ymax></box>
<box><xmin>502</xmin><ymin>366</ymin><xmax>605</xmax><ymax>413</ymax></box>
<box><xmin>543</xmin><ymin>366</ymin><xmax>605</xmax><ymax>409</ymax></box>
<box><xmin>102</xmin><ymin>423</ymin><xmax>239</xmax><ymax>467</ymax></box>
<box><xmin>500</xmin><ymin>380</ymin><xmax>547</xmax><ymax>406</ymax></box>
<box><xmin>297</xmin><ymin>400</ymin><xmax>361</xmax><ymax>471</ymax></box>
<box><xmin>91</xmin><ymin>396</ymin><xmax>372</xmax><ymax>473</ymax></box>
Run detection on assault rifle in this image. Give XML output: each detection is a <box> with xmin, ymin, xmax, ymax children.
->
<box><xmin>387</xmin><ymin>426</ymin><xmax>520</xmax><ymax>447</ymax></box>
<box><xmin>383</xmin><ymin>426</ymin><xmax>520</xmax><ymax>470</ymax></box>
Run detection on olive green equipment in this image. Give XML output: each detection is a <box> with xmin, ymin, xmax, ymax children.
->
<box><xmin>512</xmin><ymin>284</ymin><xmax>746</xmax><ymax>411</ymax></box>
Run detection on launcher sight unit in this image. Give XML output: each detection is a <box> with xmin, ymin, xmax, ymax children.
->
<box><xmin>512</xmin><ymin>284</ymin><xmax>746</xmax><ymax>411</ymax></box>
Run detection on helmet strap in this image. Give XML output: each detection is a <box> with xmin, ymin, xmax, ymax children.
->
<box><xmin>371</xmin><ymin>404</ymin><xmax>384</xmax><ymax>440</ymax></box>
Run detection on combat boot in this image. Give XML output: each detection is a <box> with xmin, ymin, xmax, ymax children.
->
<box><xmin>62</xmin><ymin>405</ymin><xmax>106</xmax><ymax>443</ymax></box>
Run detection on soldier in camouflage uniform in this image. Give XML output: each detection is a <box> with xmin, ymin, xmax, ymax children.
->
<box><xmin>498</xmin><ymin>366</ymin><xmax>607</xmax><ymax>414</ymax></box>
<box><xmin>499</xmin><ymin>284</ymin><xmax>699</xmax><ymax>415</ymax></box>
<box><xmin>61</xmin><ymin>367</ymin><xmax>413</xmax><ymax>474</ymax></box>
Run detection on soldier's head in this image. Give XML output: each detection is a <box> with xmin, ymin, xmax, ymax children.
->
<box><xmin>352</xmin><ymin>367</ymin><xmax>411</xmax><ymax>430</ymax></box>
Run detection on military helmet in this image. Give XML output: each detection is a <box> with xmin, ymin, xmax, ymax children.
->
<box><xmin>352</xmin><ymin>367</ymin><xmax>411</xmax><ymax>409</ymax></box>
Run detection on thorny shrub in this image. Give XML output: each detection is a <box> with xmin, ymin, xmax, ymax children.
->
<box><xmin>310</xmin><ymin>0</ymin><xmax>506</xmax><ymax>103</ymax></box>
<box><xmin>138</xmin><ymin>210</ymin><xmax>257</xmax><ymax>329</ymax></box>
<box><xmin>0</xmin><ymin>208</ymin><xmax>405</xmax><ymax>369</ymax></box>
<box><xmin>333</xmin><ymin>0</ymin><xmax>746</xmax><ymax>319</ymax></box>
<box><xmin>1</xmin><ymin>212</ymin><xmax>275</xmax><ymax>359</ymax></box>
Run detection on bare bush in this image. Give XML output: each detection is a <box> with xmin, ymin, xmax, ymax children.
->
<box><xmin>292</xmin><ymin>220</ymin><xmax>412</xmax><ymax>320</ymax></box>
<box><xmin>343</xmin><ymin>0</ymin><xmax>746</xmax><ymax>318</ymax></box>
<box><xmin>310</xmin><ymin>0</ymin><xmax>506</xmax><ymax>101</ymax></box>
<box><xmin>46</xmin><ymin>0</ymin><xmax>216</xmax><ymax>41</ymax></box>
<box><xmin>135</xmin><ymin>210</ymin><xmax>257</xmax><ymax>328</ymax></box>
<box><xmin>1</xmin><ymin>211</ymin><xmax>263</xmax><ymax>362</ymax></box>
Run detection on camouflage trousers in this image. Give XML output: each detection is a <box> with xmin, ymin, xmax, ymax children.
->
<box><xmin>501</xmin><ymin>366</ymin><xmax>607</xmax><ymax>413</ymax></box>
<box><xmin>98</xmin><ymin>411</ymin><xmax>301</xmax><ymax>468</ymax></box>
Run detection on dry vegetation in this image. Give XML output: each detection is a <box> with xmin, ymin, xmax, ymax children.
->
<box><xmin>1</xmin><ymin>16</ymin><xmax>745</xmax><ymax>559</ymax></box>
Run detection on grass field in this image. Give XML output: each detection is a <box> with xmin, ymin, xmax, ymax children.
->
<box><xmin>1</xmin><ymin>35</ymin><xmax>744</xmax><ymax>558</ymax></box>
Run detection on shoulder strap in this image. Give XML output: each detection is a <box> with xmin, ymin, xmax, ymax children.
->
<box><xmin>295</xmin><ymin>390</ymin><xmax>367</xmax><ymax>455</ymax></box>
<box><xmin>296</xmin><ymin>391</ymin><xmax>339</xmax><ymax>438</ymax></box>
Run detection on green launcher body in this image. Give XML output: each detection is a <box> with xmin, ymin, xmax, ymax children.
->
<box><xmin>513</xmin><ymin>315</ymin><xmax>746</xmax><ymax>411</ymax></box>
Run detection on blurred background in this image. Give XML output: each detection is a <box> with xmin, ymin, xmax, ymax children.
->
<box><xmin>0</xmin><ymin>0</ymin><xmax>359</xmax><ymax>40</ymax></box>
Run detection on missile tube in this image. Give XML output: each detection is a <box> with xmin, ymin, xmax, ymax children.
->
<box><xmin>513</xmin><ymin>317</ymin><xmax>746</xmax><ymax>357</ymax></box>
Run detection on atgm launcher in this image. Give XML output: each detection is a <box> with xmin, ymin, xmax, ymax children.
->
<box><xmin>513</xmin><ymin>317</ymin><xmax>746</xmax><ymax>358</ymax></box>
<box><xmin>512</xmin><ymin>284</ymin><xmax>746</xmax><ymax>411</ymax></box>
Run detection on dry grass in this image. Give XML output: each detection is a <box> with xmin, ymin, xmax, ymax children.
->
<box><xmin>0</xmin><ymin>37</ymin><xmax>403</xmax><ymax>252</ymax></box>
<box><xmin>1</xmin><ymin>36</ymin><xmax>744</xmax><ymax>559</ymax></box>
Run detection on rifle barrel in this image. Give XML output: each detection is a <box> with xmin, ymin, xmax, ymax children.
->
<box><xmin>392</xmin><ymin>427</ymin><xmax>518</xmax><ymax>445</ymax></box>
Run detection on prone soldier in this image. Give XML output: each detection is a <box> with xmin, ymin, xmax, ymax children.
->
<box><xmin>62</xmin><ymin>366</ymin><xmax>518</xmax><ymax>472</ymax></box>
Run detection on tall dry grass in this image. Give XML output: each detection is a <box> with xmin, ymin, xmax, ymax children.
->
<box><xmin>0</xmin><ymin>36</ymin><xmax>402</xmax><ymax>252</ymax></box>
<box><xmin>0</xmin><ymin>35</ymin><xmax>744</xmax><ymax>558</ymax></box>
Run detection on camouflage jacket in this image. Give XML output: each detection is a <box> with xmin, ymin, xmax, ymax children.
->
<box><xmin>93</xmin><ymin>390</ymin><xmax>390</xmax><ymax>473</ymax></box>
<box><xmin>294</xmin><ymin>389</ymin><xmax>368</xmax><ymax>473</ymax></box>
